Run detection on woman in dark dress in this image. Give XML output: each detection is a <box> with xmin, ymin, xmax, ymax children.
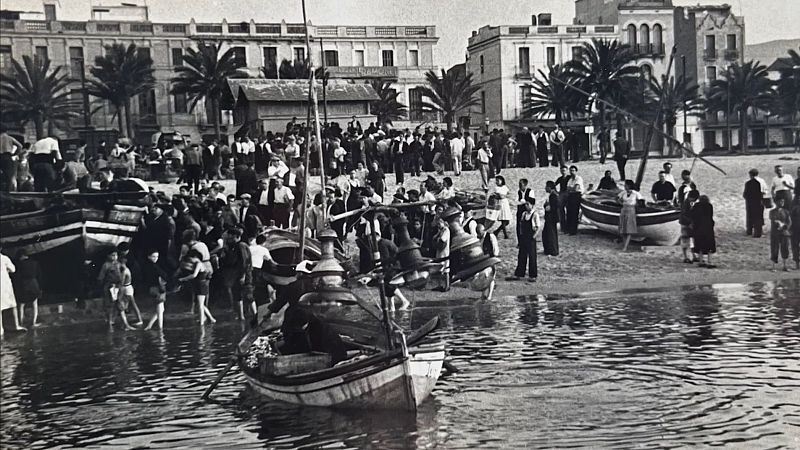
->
<box><xmin>690</xmin><ymin>195</ymin><xmax>717</xmax><ymax>268</ymax></box>
<box><xmin>542</xmin><ymin>181</ymin><xmax>560</xmax><ymax>256</ymax></box>
<box><xmin>13</xmin><ymin>252</ymin><xmax>42</xmax><ymax>327</ymax></box>
<box><xmin>367</xmin><ymin>160</ymin><xmax>385</xmax><ymax>199</ymax></box>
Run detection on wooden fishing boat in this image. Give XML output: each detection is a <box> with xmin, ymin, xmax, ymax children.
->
<box><xmin>0</xmin><ymin>204</ymin><xmax>146</xmax><ymax>257</ymax></box>
<box><xmin>580</xmin><ymin>190</ymin><xmax>681</xmax><ymax>246</ymax></box>
<box><xmin>262</xmin><ymin>227</ymin><xmax>356</xmax><ymax>274</ymax></box>
<box><xmin>238</xmin><ymin>316</ymin><xmax>444</xmax><ymax>412</ymax></box>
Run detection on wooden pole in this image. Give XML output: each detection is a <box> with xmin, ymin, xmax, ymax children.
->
<box><xmin>550</xmin><ymin>71</ymin><xmax>726</xmax><ymax>175</ymax></box>
<box><xmin>366</xmin><ymin>210</ymin><xmax>394</xmax><ymax>350</ymax></box>
<box><xmin>633</xmin><ymin>46</ymin><xmax>677</xmax><ymax>190</ymax></box>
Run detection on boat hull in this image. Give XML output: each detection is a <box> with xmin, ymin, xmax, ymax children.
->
<box><xmin>0</xmin><ymin>206</ymin><xmax>145</xmax><ymax>257</ymax></box>
<box><xmin>580</xmin><ymin>197</ymin><xmax>681</xmax><ymax>246</ymax></box>
<box><xmin>0</xmin><ymin>205</ymin><xmax>145</xmax><ymax>302</ymax></box>
<box><xmin>243</xmin><ymin>342</ymin><xmax>445</xmax><ymax>411</ymax></box>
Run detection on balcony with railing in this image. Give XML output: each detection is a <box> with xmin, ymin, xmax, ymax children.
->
<box><xmin>0</xmin><ymin>18</ymin><xmax>436</xmax><ymax>40</ymax></box>
<box><xmin>703</xmin><ymin>48</ymin><xmax>717</xmax><ymax>61</ymax></box>
<box><xmin>724</xmin><ymin>48</ymin><xmax>739</xmax><ymax>61</ymax></box>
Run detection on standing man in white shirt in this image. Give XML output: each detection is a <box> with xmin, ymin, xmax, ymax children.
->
<box><xmin>30</xmin><ymin>136</ymin><xmax>62</xmax><ymax>192</ymax></box>
<box><xmin>476</xmin><ymin>140</ymin><xmax>492</xmax><ymax>191</ymax></box>
<box><xmin>549</xmin><ymin>124</ymin><xmax>566</xmax><ymax>168</ymax></box>
<box><xmin>271</xmin><ymin>176</ymin><xmax>295</xmax><ymax>229</ymax></box>
<box><xmin>449</xmin><ymin>132</ymin><xmax>465</xmax><ymax>176</ymax></box>
<box><xmin>771</xmin><ymin>165</ymin><xmax>795</xmax><ymax>205</ymax></box>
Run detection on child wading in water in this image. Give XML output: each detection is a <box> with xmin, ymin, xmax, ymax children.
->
<box><xmin>177</xmin><ymin>248</ymin><xmax>216</xmax><ymax>325</ymax></box>
<box><xmin>97</xmin><ymin>249</ymin><xmax>136</xmax><ymax>330</ymax></box>
<box><xmin>143</xmin><ymin>250</ymin><xmax>169</xmax><ymax>330</ymax></box>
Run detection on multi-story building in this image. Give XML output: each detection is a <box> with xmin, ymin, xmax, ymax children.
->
<box><xmin>0</xmin><ymin>2</ymin><xmax>438</xmax><ymax>143</ymax></box>
<box><xmin>465</xmin><ymin>14</ymin><xmax>619</xmax><ymax>131</ymax></box>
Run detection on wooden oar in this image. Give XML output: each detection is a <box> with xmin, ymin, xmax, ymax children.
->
<box><xmin>201</xmin><ymin>319</ymin><xmax>281</xmax><ymax>401</ymax></box>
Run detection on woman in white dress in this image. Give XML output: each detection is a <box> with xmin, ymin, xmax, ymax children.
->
<box><xmin>492</xmin><ymin>175</ymin><xmax>513</xmax><ymax>239</ymax></box>
<box><xmin>617</xmin><ymin>179</ymin><xmax>644</xmax><ymax>252</ymax></box>
<box><xmin>1</xmin><ymin>247</ymin><xmax>27</xmax><ymax>337</ymax></box>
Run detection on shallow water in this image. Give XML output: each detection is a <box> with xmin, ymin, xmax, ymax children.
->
<box><xmin>2</xmin><ymin>280</ymin><xmax>799</xmax><ymax>449</ymax></box>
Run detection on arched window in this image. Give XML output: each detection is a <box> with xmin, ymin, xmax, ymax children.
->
<box><xmin>626</xmin><ymin>24</ymin><xmax>637</xmax><ymax>47</ymax></box>
<box><xmin>639</xmin><ymin>24</ymin><xmax>651</xmax><ymax>52</ymax></box>
<box><xmin>653</xmin><ymin>24</ymin><xmax>663</xmax><ymax>54</ymax></box>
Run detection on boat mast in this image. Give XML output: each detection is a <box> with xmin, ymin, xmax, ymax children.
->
<box><xmin>549</xmin><ymin>71</ymin><xmax>726</xmax><ymax>176</ymax></box>
<box><xmin>297</xmin><ymin>0</ymin><xmax>326</xmax><ymax>262</ymax></box>
<box><xmin>633</xmin><ymin>46</ymin><xmax>677</xmax><ymax>190</ymax></box>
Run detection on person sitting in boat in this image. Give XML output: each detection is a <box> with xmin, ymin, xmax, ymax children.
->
<box><xmin>597</xmin><ymin>170</ymin><xmax>618</xmax><ymax>191</ymax></box>
<box><xmin>651</xmin><ymin>171</ymin><xmax>677</xmax><ymax>204</ymax></box>
<box><xmin>264</xmin><ymin>262</ymin><xmax>347</xmax><ymax>364</ymax></box>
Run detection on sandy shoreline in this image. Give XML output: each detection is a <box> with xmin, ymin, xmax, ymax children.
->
<box><xmin>147</xmin><ymin>153</ymin><xmax>800</xmax><ymax>297</ymax></box>
<box><xmin>10</xmin><ymin>153</ymin><xmax>800</xmax><ymax>329</ymax></box>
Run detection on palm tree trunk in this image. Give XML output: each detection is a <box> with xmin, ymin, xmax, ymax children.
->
<box><xmin>117</xmin><ymin>106</ymin><xmax>125</xmax><ymax>137</ymax></box>
<box><xmin>741</xmin><ymin>109</ymin><xmax>749</xmax><ymax>155</ymax></box>
<box><xmin>212</xmin><ymin>96</ymin><xmax>221</xmax><ymax>143</ymax></box>
<box><xmin>34</xmin><ymin>117</ymin><xmax>45</xmax><ymax>140</ymax></box>
<box><xmin>124</xmin><ymin>99</ymin><xmax>133</xmax><ymax>139</ymax></box>
<box><xmin>667</xmin><ymin>123</ymin><xmax>675</xmax><ymax>157</ymax></box>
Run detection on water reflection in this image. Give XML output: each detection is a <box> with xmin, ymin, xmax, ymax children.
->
<box><xmin>1</xmin><ymin>281</ymin><xmax>799</xmax><ymax>449</ymax></box>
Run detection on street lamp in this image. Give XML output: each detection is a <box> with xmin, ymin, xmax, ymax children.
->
<box><xmin>726</xmin><ymin>65</ymin><xmax>732</xmax><ymax>153</ymax></box>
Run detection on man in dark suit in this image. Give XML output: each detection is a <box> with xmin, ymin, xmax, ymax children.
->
<box><xmin>234</xmin><ymin>162</ymin><xmax>258</xmax><ymax>198</ymax></box>
<box><xmin>325</xmin><ymin>186</ymin><xmax>347</xmax><ymax>246</ymax></box>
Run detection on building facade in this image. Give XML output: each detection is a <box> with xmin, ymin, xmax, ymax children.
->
<box><xmin>0</xmin><ymin>3</ymin><xmax>438</xmax><ymax>143</ymax></box>
<box><xmin>465</xmin><ymin>18</ymin><xmax>619</xmax><ymax>131</ymax></box>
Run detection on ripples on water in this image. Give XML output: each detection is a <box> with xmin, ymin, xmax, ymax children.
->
<box><xmin>1</xmin><ymin>280</ymin><xmax>799</xmax><ymax>449</ymax></box>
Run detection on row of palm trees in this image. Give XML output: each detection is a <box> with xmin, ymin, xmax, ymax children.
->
<box><xmin>0</xmin><ymin>40</ymin><xmax>485</xmax><ymax>141</ymax></box>
<box><xmin>524</xmin><ymin>38</ymin><xmax>800</xmax><ymax>154</ymax></box>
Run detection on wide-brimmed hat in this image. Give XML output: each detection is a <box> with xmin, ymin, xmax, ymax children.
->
<box><xmin>239</xmin><ymin>193</ymin><xmax>252</xmax><ymax>199</ymax></box>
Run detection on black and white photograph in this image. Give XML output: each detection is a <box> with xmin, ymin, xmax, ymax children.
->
<box><xmin>0</xmin><ymin>0</ymin><xmax>799</xmax><ymax>448</ymax></box>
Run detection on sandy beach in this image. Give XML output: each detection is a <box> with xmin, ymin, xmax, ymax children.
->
<box><xmin>342</xmin><ymin>153</ymin><xmax>800</xmax><ymax>298</ymax></box>
<box><xmin>134</xmin><ymin>153</ymin><xmax>800</xmax><ymax>300</ymax></box>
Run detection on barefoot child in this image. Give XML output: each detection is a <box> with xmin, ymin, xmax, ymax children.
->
<box><xmin>97</xmin><ymin>250</ymin><xmax>136</xmax><ymax>330</ymax></box>
<box><xmin>143</xmin><ymin>250</ymin><xmax>169</xmax><ymax>330</ymax></box>
<box><xmin>177</xmin><ymin>248</ymin><xmax>216</xmax><ymax>325</ymax></box>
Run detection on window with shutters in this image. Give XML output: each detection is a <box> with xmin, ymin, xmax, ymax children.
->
<box><xmin>518</xmin><ymin>47</ymin><xmax>530</xmax><ymax>75</ymax></box>
<box><xmin>546</xmin><ymin>47</ymin><xmax>556</xmax><ymax>67</ymax></box>
<box><xmin>171</xmin><ymin>48</ymin><xmax>183</xmax><ymax>66</ymax></box>
<box><xmin>262</xmin><ymin>47</ymin><xmax>277</xmax><ymax>78</ymax></box>
<box><xmin>324</xmin><ymin>50</ymin><xmax>339</xmax><ymax>67</ymax></box>
<box><xmin>69</xmin><ymin>47</ymin><xmax>84</xmax><ymax>78</ymax></box>
<box><xmin>294</xmin><ymin>47</ymin><xmax>305</xmax><ymax>62</ymax></box>
<box><xmin>381</xmin><ymin>50</ymin><xmax>394</xmax><ymax>67</ymax></box>
<box><xmin>408</xmin><ymin>50</ymin><xmax>419</xmax><ymax>67</ymax></box>
<box><xmin>35</xmin><ymin>46</ymin><xmax>48</xmax><ymax>65</ymax></box>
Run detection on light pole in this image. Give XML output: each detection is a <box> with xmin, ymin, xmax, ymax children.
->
<box><xmin>682</xmin><ymin>55</ymin><xmax>688</xmax><ymax>146</ymax></box>
<box><xmin>726</xmin><ymin>66</ymin><xmax>732</xmax><ymax>153</ymax></box>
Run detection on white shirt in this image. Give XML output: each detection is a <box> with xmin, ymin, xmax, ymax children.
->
<box><xmin>244</xmin><ymin>140</ymin><xmax>256</xmax><ymax>154</ymax></box>
<box><xmin>549</xmin><ymin>130</ymin><xmax>565</xmax><ymax>145</ymax></box>
<box><xmin>32</xmin><ymin>137</ymin><xmax>62</xmax><ymax>159</ymax></box>
<box><xmin>438</xmin><ymin>186</ymin><xmax>455</xmax><ymax>200</ymax></box>
<box><xmin>267</xmin><ymin>161</ymin><xmax>289</xmax><ymax>178</ymax></box>
<box><xmin>421</xmin><ymin>191</ymin><xmax>437</xmax><ymax>213</ymax></box>
<box><xmin>273</xmin><ymin>186</ymin><xmax>295</xmax><ymax>204</ymax></box>
<box><xmin>449</xmin><ymin>138</ymin><xmax>465</xmax><ymax>158</ymax></box>
<box><xmin>249</xmin><ymin>244</ymin><xmax>272</xmax><ymax>269</ymax></box>
<box><xmin>477</xmin><ymin>148</ymin><xmax>491</xmax><ymax>164</ymax></box>
<box><xmin>772</xmin><ymin>174</ymin><xmax>795</xmax><ymax>193</ymax></box>
<box><xmin>618</xmin><ymin>190</ymin><xmax>644</xmax><ymax>206</ymax></box>
<box><xmin>663</xmin><ymin>173</ymin><xmax>676</xmax><ymax>186</ymax></box>
<box><xmin>567</xmin><ymin>175</ymin><xmax>585</xmax><ymax>193</ymax></box>
<box><xmin>284</xmin><ymin>143</ymin><xmax>300</xmax><ymax>159</ymax></box>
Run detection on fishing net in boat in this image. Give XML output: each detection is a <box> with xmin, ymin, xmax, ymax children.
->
<box><xmin>244</xmin><ymin>334</ymin><xmax>281</xmax><ymax>369</ymax></box>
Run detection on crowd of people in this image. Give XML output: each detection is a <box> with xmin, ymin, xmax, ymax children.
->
<box><xmin>5</xmin><ymin>116</ymin><xmax>800</xmax><ymax>335</ymax></box>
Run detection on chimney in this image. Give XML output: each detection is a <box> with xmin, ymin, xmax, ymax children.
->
<box><xmin>538</xmin><ymin>13</ymin><xmax>552</xmax><ymax>26</ymax></box>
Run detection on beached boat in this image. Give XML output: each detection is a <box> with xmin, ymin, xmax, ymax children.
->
<box><xmin>262</xmin><ymin>227</ymin><xmax>356</xmax><ymax>275</ymax></box>
<box><xmin>0</xmin><ymin>190</ymin><xmax>148</xmax><ymax>301</ymax></box>
<box><xmin>239</xmin><ymin>316</ymin><xmax>444</xmax><ymax>411</ymax></box>
<box><xmin>580</xmin><ymin>190</ymin><xmax>681</xmax><ymax>246</ymax></box>
<box><xmin>0</xmin><ymin>203</ymin><xmax>146</xmax><ymax>257</ymax></box>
